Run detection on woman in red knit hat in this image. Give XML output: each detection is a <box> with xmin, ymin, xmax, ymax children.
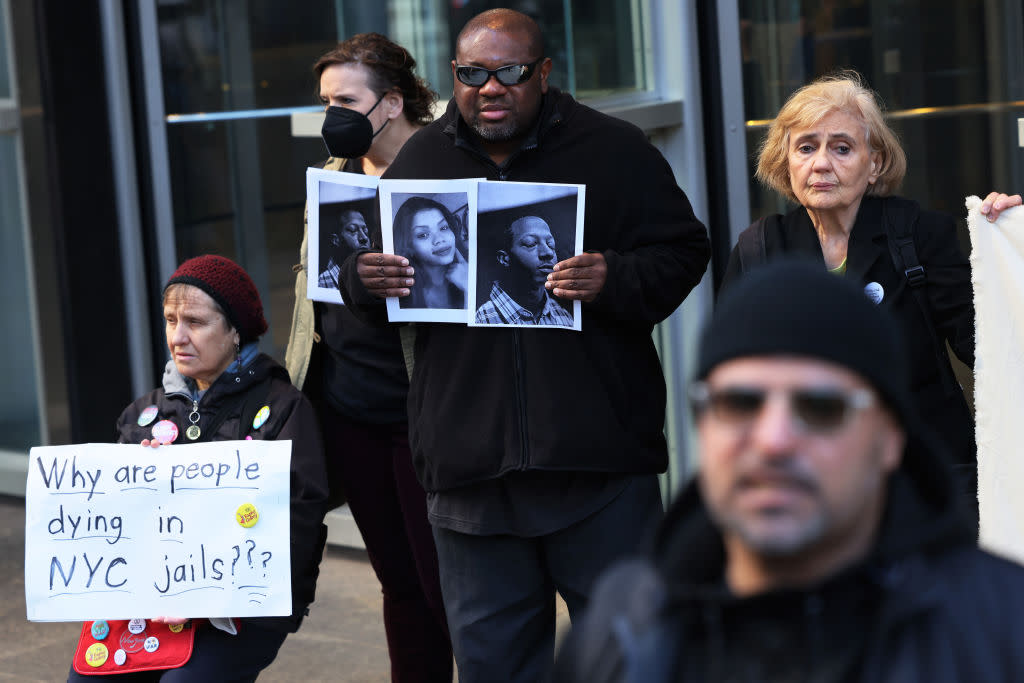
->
<box><xmin>66</xmin><ymin>254</ymin><xmax>329</xmax><ymax>682</ymax></box>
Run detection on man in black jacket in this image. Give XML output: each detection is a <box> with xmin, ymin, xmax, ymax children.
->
<box><xmin>554</xmin><ymin>261</ymin><xmax>1024</xmax><ymax>683</ymax></box>
<box><xmin>340</xmin><ymin>8</ymin><xmax>710</xmax><ymax>682</ymax></box>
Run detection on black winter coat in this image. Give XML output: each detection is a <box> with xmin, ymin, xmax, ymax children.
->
<box><xmin>341</xmin><ymin>89</ymin><xmax>710</xmax><ymax>492</ymax></box>
<box><xmin>722</xmin><ymin>196</ymin><xmax>975</xmax><ymax>464</ymax></box>
<box><xmin>117</xmin><ymin>354</ymin><xmax>329</xmax><ymax>633</ymax></box>
<box><xmin>553</xmin><ymin>429</ymin><xmax>1024</xmax><ymax>683</ymax></box>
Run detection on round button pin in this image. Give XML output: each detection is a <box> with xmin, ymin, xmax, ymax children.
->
<box><xmin>144</xmin><ymin>636</ymin><xmax>159</xmax><ymax>653</ymax></box>
<box><xmin>127</xmin><ymin>618</ymin><xmax>147</xmax><ymax>634</ymax></box>
<box><xmin>91</xmin><ymin>620</ymin><xmax>110</xmax><ymax>640</ymax></box>
<box><xmin>168</xmin><ymin>623</ymin><xmax>184</xmax><ymax>633</ymax></box>
<box><xmin>137</xmin><ymin>404</ymin><xmax>159</xmax><ymax>427</ymax></box>
<box><xmin>151</xmin><ymin>420</ymin><xmax>178</xmax><ymax>444</ymax></box>
<box><xmin>114</xmin><ymin>649</ymin><xmax>127</xmax><ymax>666</ymax></box>
<box><xmin>252</xmin><ymin>405</ymin><xmax>270</xmax><ymax>430</ymax></box>
<box><xmin>119</xmin><ymin>630</ymin><xmax>146</xmax><ymax>654</ymax></box>
<box><xmin>85</xmin><ymin>643</ymin><xmax>108</xmax><ymax>668</ymax></box>
<box><xmin>864</xmin><ymin>281</ymin><xmax>884</xmax><ymax>304</ymax></box>
<box><xmin>236</xmin><ymin>502</ymin><xmax>259</xmax><ymax>528</ymax></box>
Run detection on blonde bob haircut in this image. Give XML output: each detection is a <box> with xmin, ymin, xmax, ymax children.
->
<box><xmin>756</xmin><ymin>70</ymin><xmax>907</xmax><ymax>203</ymax></box>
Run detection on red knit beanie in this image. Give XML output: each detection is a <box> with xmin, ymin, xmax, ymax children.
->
<box><xmin>164</xmin><ymin>255</ymin><xmax>268</xmax><ymax>343</ymax></box>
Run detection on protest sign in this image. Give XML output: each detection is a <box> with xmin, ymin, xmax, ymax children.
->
<box><xmin>25</xmin><ymin>440</ymin><xmax>291</xmax><ymax>621</ymax></box>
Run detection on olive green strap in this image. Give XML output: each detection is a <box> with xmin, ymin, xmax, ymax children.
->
<box><xmin>399</xmin><ymin>324</ymin><xmax>417</xmax><ymax>381</ymax></box>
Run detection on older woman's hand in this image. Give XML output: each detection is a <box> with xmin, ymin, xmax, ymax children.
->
<box><xmin>980</xmin><ymin>192</ymin><xmax>1023</xmax><ymax>222</ymax></box>
<box><xmin>141</xmin><ymin>439</ymin><xmax>170</xmax><ymax>448</ymax></box>
<box><xmin>150</xmin><ymin>616</ymin><xmax>189</xmax><ymax>625</ymax></box>
<box><xmin>356</xmin><ymin>252</ymin><xmax>414</xmax><ymax>298</ymax></box>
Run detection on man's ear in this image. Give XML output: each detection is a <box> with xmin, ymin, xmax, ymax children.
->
<box><xmin>539</xmin><ymin>57</ymin><xmax>553</xmax><ymax>94</ymax></box>
<box><xmin>497</xmin><ymin>250</ymin><xmax>510</xmax><ymax>267</ymax></box>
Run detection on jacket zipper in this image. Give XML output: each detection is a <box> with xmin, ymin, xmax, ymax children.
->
<box><xmin>513</xmin><ymin>329</ymin><xmax>529</xmax><ymax>469</ymax></box>
<box><xmin>451</xmin><ymin>127</ymin><xmax>541</xmax><ymax>468</ymax></box>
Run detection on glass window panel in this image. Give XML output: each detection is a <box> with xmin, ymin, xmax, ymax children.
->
<box><xmin>158</xmin><ymin>0</ymin><xmax>341</xmax><ymax>114</ymax></box>
<box><xmin>443</xmin><ymin>0</ymin><xmax>650</xmax><ymax>99</ymax></box>
<box><xmin>166</xmin><ymin>116</ymin><xmax>327</xmax><ymax>358</ymax></box>
<box><xmin>0</xmin><ymin>2</ymin><xmax>11</xmax><ymax>99</ymax></box>
<box><xmin>739</xmin><ymin>0</ymin><xmax>1024</xmax><ymax>224</ymax></box>
<box><xmin>0</xmin><ymin>134</ymin><xmax>42</xmax><ymax>450</ymax></box>
<box><xmin>158</xmin><ymin>0</ymin><xmax>651</xmax><ymax>117</ymax></box>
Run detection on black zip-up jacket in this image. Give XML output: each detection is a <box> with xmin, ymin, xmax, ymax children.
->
<box><xmin>722</xmin><ymin>197</ymin><xmax>975</xmax><ymax>464</ymax></box>
<box><xmin>117</xmin><ymin>354</ymin><xmax>329</xmax><ymax>633</ymax></box>
<box><xmin>553</xmin><ymin>429</ymin><xmax>1024</xmax><ymax>682</ymax></box>
<box><xmin>340</xmin><ymin>89</ymin><xmax>710</xmax><ymax>492</ymax></box>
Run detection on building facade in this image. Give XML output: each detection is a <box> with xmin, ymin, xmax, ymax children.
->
<box><xmin>2</xmin><ymin>0</ymin><xmax>1022</xmax><ymax>501</ymax></box>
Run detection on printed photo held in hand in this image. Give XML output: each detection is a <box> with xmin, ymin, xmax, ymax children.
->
<box><xmin>470</xmin><ymin>180</ymin><xmax>584</xmax><ymax>330</ymax></box>
<box><xmin>305</xmin><ymin>168</ymin><xmax>380</xmax><ymax>304</ymax></box>
<box><xmin>379</xmin><ymin>178</ymin><xmax>477</xmax><ymax>323</ymax></box>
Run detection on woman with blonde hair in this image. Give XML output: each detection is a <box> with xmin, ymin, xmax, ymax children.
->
<box><xmin>723</xmin><ymin>70</ymin><xmax>1020</xmax><ymax>522</ymax></box>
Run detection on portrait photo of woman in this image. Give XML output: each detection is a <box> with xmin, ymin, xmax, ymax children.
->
<box><xmin>391</xmin><ymin>193</ymin><xmax>469</xmax><ymax>312</ymax></box>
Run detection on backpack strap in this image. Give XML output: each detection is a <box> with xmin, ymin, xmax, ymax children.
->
<box><xmin>399</xmin><ymin>324</ymin><xmax>417</xmax><ymax>381</ymax></box>
<box><xmin>736</xmin><ymin>216</ymin><xmax>769</xmax><ymax>273</ymax></box>
<box><xmin>882</xmin><ymin>198</ymin><xmax>958</xmax><ymax>394</ymax></box>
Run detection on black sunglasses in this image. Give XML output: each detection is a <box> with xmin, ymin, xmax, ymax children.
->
<box><xmin>454</xmin><ymin>58</ymin><xmax>543</xmax><ymax>87</ymax></box>
<box><xmin>689</xmin><ymin>382</ymin><xmax>875</xmax><ymax>434</ymax></box>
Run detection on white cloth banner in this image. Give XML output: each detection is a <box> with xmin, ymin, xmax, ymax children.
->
<box><xmin>968</xmin><ymin>195</ymin><xmax>1024</xmax><ymax>563</ymax></box>
<box><xmin>25</xmin><ymin>441</ymin><xmax>292</xmax><ymax>622</ymax></box>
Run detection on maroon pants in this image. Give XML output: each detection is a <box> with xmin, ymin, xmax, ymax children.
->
<box><xmin>322</xmin><ymin>410</ymin><xmax>452</xmax><ymax>683</ymax></box>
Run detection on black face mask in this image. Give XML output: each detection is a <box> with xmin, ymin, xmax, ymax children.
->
<box><xmin>321</xmin><ymin>95</ymin><xmax>388</xmax><ymax>159</ymax></box>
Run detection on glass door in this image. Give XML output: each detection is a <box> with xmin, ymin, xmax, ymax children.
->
<box><xmin>0</xmin><ymin>0</ymin><xmax>45</xmax><ymax>471</ymax></box>
<box><xmin>739</xmin><ymin>0</ymin><xmax>1024</xmax><ymax>222</ymax></box>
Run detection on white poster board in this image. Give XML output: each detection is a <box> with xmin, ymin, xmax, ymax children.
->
<box><xmin>968</xmin><ymin>196</ymin><xmax>1024</xmax><ymax>564</ymax></box>
<box><xmin>25</xmin><ymin>441</ymin><xmax>292</xmax><ymax>622</ymax></box>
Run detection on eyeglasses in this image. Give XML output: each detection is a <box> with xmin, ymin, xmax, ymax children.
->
<box><xmin>689</xmin><ymin>382</ymin><xmax>876</xmax><ymax>434</ymax></box>
<box><xmin>454</xmin><ymin>59</ymin><xmax>543</xmax><ymax>87</ymax></box>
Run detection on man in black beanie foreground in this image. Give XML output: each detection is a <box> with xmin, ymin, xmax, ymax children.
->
<box><xmin>553</xmin><ymin>260</ymin><xmax>1024</xmax><ymax>683</ymax></box>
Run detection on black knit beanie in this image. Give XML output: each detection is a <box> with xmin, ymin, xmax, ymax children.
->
<box><xmin>698</xmin><ymin>260</ymin><xmax>912</xmax><ymax>426</ymax></box>
<box><xmin>164</xmin><ymin>255</ymin><xmax>268</xmax><ymax>343</ymax></box>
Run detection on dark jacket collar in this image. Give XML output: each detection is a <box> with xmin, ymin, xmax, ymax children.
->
<box><xmin>654</xmin><ymin>427</ymin><xmax>974</xmax><ymax>604</ymax></box>
<box><xmin>782</xmin><ymin>196</ymin><xmax>888</xmax><ymax>278</ymax></box>
<box><xmin>440</xmin><ymin>87</ymin><xmax>572</xmax><ymax>165</ymax></box>
<box><xmin>161</xmin><ymin>352</ymin><xmax>284</xmax><ymax>404</ymax></box>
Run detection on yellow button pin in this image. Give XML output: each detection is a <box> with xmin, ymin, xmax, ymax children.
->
<box><xmin>236</xmin><ymin>503</ymin><xmax>259</xmax><ymax>528</ymax></box>
<box><xmin>85</xmin><ymin>643</ymin><xmax>109</xmax><ymax>667</ymax></box>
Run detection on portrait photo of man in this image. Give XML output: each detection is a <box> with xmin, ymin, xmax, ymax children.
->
<box><xmin>319</xmin><ymin>207</ymin><xmax>370</xmax><ymax>290</ymax></box>
<box><xmin>472</xmin><ymin>181</ymin><xmax>583</xmax><ymax>329</ymax></box>
<box><xmin>475</xmin><ymin>215</ymin><xmax>573</xmax><ymax>326</ymax></box>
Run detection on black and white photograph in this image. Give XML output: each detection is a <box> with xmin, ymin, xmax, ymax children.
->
<box><xmin>306</xmin><ymin>168</ymin><xmax>380</xmax><ymax>304</ymax></box>
<box><xmin>380</xmin><ymin>179</ymin><xmax>477</xmax><ymax>323</ymax></box>
<box><xmin>470</xmin><ymin>181</ymin><xmax>585</xmax><ymax>330</ymax></box>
